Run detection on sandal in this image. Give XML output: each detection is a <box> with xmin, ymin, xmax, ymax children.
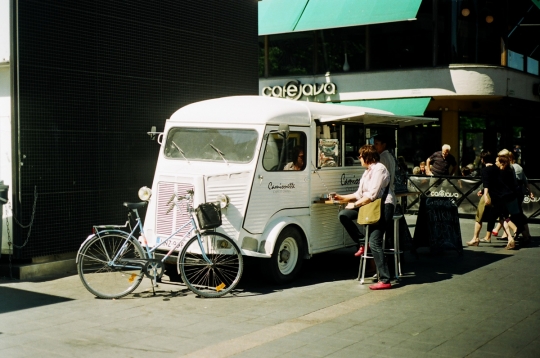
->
<box><xmin>467</xmin><ymin>240</ymin><xmax>479</xmax><ymax>246</ymax></box>
<box><xmin>491</xmin><ymin>231</ymin><xmax>498</xmax><ymax>236</ymax></box>
<box><xmin>505</xmin><ymin>241</ymin><xmax>516</xmax><ymax>250</ymax></box>
<box><xmin>479</xmin><ymin>238</ymin><xmax>491</xmax><ymax>243</ymax></box>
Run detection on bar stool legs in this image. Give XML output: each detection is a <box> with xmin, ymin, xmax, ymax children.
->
<box><xmin>357</xmin><ymin>226</ymin><xmax>378</xmax><ymax>284</ymax></box>
<box><xmin>357</xmin><ymin>215</ymin><xmax>404</xmax><ymax>284</ymax></box>
<box><xmin>384</xmin><ymin>213</ymin><xmax>403</xmax><ymax>280</ymax></box>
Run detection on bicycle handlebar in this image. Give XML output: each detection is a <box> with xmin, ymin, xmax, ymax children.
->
<box><xmin>165</xmin><ymin>192</ymin><xmax>193</xmax><ymax>214</ymax></box>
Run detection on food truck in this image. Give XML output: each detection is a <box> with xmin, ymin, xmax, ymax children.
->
<box><xmin>143</xmin><ymin>96</ymin><xmax>434</xmax><ymax>283</ymax></box>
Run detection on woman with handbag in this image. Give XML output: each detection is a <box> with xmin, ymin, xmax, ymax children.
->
<box><xmin>496</xmin><ymin>155</ymin><xmax>527</xmax><ymax>249</ymax></box>
<box><xmin>467</xmin><ymin>150</ymin><xmax>500</xmax><ymax>246</ymax></box>
<box><xmin>468</xmin><ymin>153</ymin><xmax>518</xmax><ymax>249</ymax></box>
<box><xmin>491</xmin><ymin>149</ymin><xmax>533</xmax><ymax>245</ymax></box>
<box><xmin>335</xmin><ymin>145</ymin><xmax>394</xmax><ymax>290</ymax></box>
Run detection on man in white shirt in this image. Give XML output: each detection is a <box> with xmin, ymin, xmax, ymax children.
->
<box><xmin>373</xmin><ymin>135</ymin><xmax>397</xmax><ymax>252</ymax></box>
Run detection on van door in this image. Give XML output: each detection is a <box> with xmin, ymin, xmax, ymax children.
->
<box><xmin>244</xmin><ymin>126</ymin><xmax>310</xmax><ymax>234</ymax></box>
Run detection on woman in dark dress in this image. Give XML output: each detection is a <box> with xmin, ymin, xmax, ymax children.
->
<box><xmin>494</xmin><ymin>155</ymin><xmax>527</xmax><ymax>249</ymax></box>
<box><xmin>467</xmin><ymin>153</ymin><xmax>519</xmax><ymax>249</ymax></box>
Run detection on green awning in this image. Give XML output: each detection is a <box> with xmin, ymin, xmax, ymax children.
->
<box><xmin>258</xmin><ymin>0</ymin><xmax>308</xmax><ymax>36</ymax></box>
<box><xmin>337</xmin><ymin>97</ymin><xmax>431</xmax><ymax>116</ymax></box>
<box><xmin>259</xmin><ymin>0</ymin><xmax>422</xmax><ymax>35</ymax></box>
<box><xmin>533</xmin><ymin>0</ymin><xmax>540</xmax><ymax>10</ymax></box>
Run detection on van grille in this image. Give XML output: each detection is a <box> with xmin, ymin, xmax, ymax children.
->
<box><xmin>156</xmin><ymin>182</ymin><xmax>194</xmax><ymax>239</ymax></box>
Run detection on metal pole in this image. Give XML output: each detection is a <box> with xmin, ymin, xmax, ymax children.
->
<box><xmin>432</xmin><ymin>0</ymin><xmax>438</xmax><ymax>66</ymax></box>
<box><xmin>365</xmin><ymin>25</ymin><xmax>370</xmax><ymax>70</ymax></box>
<box><xmin>264</xmin><ymin>35</ymin><xmax>269</xmax><ymax>78</ymax></box>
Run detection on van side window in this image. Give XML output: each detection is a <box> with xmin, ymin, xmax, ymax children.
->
<box><xmin>262</xmin><ymin>131</ymin><xmax>307</xmax><ymax>171</ymax></box>
<box><xmin>344</xmin><ymin>124</ymin><xmax>364</xmax><ymax>166</ymax></box>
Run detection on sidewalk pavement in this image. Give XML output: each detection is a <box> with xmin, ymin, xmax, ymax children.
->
<box><xmin>1</xmin><ymin>215</ymin><xmax>540</xmax><ymax>358</ymax></box>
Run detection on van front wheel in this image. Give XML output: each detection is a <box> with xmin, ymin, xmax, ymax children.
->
<box><xmin>264</xmin><ymin>227</ymin><xmax>304</xmax><ymax>284</ymax></box>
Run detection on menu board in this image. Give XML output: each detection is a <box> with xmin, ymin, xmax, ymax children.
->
<box><xmin>412</xmin><ymin>196</ymin><xmax>463</xmax><ymax>255</ymax></box>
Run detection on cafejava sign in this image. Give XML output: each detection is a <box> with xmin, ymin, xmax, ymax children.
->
<box><xmin>261</xmin><ymin>80</ymin><xmax>337</xmax><ymax>101</ymax></box>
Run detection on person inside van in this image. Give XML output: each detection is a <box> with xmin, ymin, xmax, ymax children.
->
<box><xmin>284</xmin><ymin>145</ymin><xmax>305</xmax><ymax>171</ymax></box>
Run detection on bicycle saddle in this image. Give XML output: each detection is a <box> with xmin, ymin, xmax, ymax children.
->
<box><xmin>123</xmin><ymin>202</ymin><xmax>148</xmax><ymax>210</ymax></box>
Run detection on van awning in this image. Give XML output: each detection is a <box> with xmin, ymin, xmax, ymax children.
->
<box><xmin>337</xmin><ymin>97</ymin><xmax>431</xmax><ymax>116</ymax></box>
<box><xmin>316</xmin><ymin>112</ymin><xmax>437</xmax><ymax>128</ymax></box>
<box><xmin>299</xmin><ymin>101</ymin><xmax>437</xmax><ymax>128</ymax></box>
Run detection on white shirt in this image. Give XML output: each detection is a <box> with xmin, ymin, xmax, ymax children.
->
<box><xmin>377</xmin><ymin>150</ymin><xmax>396</xmax><ymax>206</ymax></box>
<box><xmin>353</xmin><ymin>162</ymin><xmax>392</xmax><ymax>204</ymax></box>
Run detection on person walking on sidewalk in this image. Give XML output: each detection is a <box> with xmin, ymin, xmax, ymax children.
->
<box><xmin>491</xmin><ymin>149</ymin><xmax>533</xmax><ymax>245</ymax></box>
<box><xmin>467</xmin><ymin>150</ymin><xmax>506</xmax><ymax>246</ymax></box>
<box><xmin>468</xmin><ymin>154</ymin><xmax>522</xmax><ymax>249</ymax></box>
<box><xmin>335</xmin><ymin>145</ymin><xmax>394</xmax><ymax>290</ymax></box>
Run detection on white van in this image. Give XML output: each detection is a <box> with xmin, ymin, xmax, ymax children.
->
<box><xmin>143</xmin><ymin>96</ymin><xmax>433</xmax><ymax>283</ymax></box>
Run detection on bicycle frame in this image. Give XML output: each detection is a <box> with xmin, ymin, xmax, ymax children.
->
<box><xmin>94</xmin><ymin>194</ymin><xmax>213</xmax><ymax>270</ymax></box>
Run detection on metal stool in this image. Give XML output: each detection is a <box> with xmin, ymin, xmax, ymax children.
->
<box><xmin>383</xmin><ymin>213</ymin><xmax>403</xmax><ymax>280</ymax></box>
<box><xmin>357</xmin><ymin>226</ymin><xmax>377</xmax><ymax>284</ymax></box>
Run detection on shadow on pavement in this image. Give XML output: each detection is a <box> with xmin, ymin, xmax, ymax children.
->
<box><xmin>0</xmin><ymin>286</ymin><xmax>73</xmax><ymax>314</ymax></box>
<box><xmin>101</xmin><ymin>238</ymin><xmax>538</xmax><ymax>300</ymax></box>
<box><xmin>400</xmin><ymin>247</ymin><xmax>511</xmax><ymax>286</ymax></box>
<box><xmin>234</xmin><ymin>241</ymin><xmax>525</xmax><ymax>294</ymax></box>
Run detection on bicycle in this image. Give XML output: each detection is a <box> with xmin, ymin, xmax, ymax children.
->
<box><xmin>76</xmin><ymin>190</ymin><xmax>243</xmax><ymax>299</ymax></box>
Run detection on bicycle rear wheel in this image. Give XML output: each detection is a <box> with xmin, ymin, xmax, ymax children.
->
<box><xmin>77</xmin><ymin>233</ymin><xmax>145</xmax><ymax>299</ymax></box>
<box><xmin>178</xmin><ymin>232</ymin><xmax>243</xmax><ymax>298</ymax></box>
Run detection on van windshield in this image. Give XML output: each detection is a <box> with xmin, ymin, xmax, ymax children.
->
<box><xmin>164</xmin><ymin>127</ymin><xmax>258</xmax><ymax>163</ymax></box>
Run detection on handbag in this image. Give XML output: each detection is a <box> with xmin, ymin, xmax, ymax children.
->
<box><xmin>357</xmin><ymin>198</ymin><xmax>382</xmax><ymax>225</ymax></box>
<box><xmin>357</xmin><ymin>185</ymin><xmax>389</xmax><ymax>225</ymax></box>
<box><xmin>195</xmin><ymin>202</ymin><xmax>222</xmax><ymax>230</ymax></box>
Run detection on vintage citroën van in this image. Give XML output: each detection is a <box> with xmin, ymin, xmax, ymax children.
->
<box><xmin>142</xmin><ymin>96</ymin><xmax>432</xmax><ymax>283</ymax></box>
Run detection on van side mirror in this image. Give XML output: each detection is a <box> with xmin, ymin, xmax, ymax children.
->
<box><xmin>264</xmin><ymin>124</ymin><xmax>290</xmax><ymax>140</ymax></box>
<box><xmin>278</xmin><ymin>124</ymin><xmax>289</xmax><ymax>139</ymax></box>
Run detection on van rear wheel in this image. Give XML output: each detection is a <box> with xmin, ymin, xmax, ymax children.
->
<box><xmin>264</xmin><ymin>227</ymin><xmax>304</xmax><ymax>284</ymax></box>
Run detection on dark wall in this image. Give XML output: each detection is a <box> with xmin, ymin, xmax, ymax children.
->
<box><xmin>13</xmin><ymin>0</ymin><xmax>258</xmax><ymax>259</ymax></box>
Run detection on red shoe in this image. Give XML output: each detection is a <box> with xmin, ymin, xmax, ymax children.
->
<box><xmin>354</xmin><ymin>246</ymin><xmax>365</xmax><ymax>257</ymax></box>
<box><xmin>369</xmin><ymin>282</ymin><xmax>391</xmax><ymax>290</ymax></box>
<box><xmin>491</xmin><ymin>231</ymin><xmax>498</xmax><ymax>236</ymax></box>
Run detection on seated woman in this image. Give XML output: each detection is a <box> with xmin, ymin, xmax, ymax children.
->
<box><xmin>284</xmin><ymin>145</ymin><xmax>305</xmax><ymax>171</ymax></box>
<box><xmin>334</xmin><ymin>144</ymin><xmax>394</xmax><ymax>290</ymax></box>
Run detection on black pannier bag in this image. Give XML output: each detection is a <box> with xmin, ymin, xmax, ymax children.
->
<box><xmin>195</xmin><ymin>202</ymin><xmax>222</xmax><ymax>229</ymax></box>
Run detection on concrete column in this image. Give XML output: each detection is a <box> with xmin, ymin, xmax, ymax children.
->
<box><xmin>441</xmin><ymin>110</ymin><xmax>460</xmax><ymax>169</ymax></box>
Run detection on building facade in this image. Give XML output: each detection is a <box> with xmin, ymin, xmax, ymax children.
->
<box><xmin>258</xmin><ymin>0</ymin><xmax>540</xmax><ymax>175</ymax></box>
<box><xmin>1</xmin><ymin>0</ymin><xmax>258</xmax><ymax>261</ymax></box>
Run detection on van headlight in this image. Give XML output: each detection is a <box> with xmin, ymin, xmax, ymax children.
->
<box><xmin>216</xmin><ymin>193</ymin><xmax>230</xmax><ymax>209</ymax></box>
<box><xmin>138</xmin><ymin>186</ymin><xmax>152</xmax><ymax>201</ymax></box>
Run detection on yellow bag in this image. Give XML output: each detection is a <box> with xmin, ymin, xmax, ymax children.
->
<box><xmin>357</xmin><ymin>198</ymin><xmax>382</xmax><ymax>225</ymax></box>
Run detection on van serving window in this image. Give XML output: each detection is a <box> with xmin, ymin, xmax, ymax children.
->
<box><xmin>164</xmin><ymin>128</ymin><xmax>258</xmax><ymax>163</ymax></box>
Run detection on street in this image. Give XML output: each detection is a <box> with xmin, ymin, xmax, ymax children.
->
<box><xmin>1</xmin><ymin>215</ymin><xmax>540</xmax><ymax>357</ymax></box>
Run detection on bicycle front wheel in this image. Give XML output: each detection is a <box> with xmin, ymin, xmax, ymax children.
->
<box><xmin>178</xmin><ymin>232</ymin><xmax>243</xmax><ymax>298</ymax></box>
<box><xmin>77</xmin><ymin>233</ymin><xmax>145</xmax><ymax>299</ymax></box>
